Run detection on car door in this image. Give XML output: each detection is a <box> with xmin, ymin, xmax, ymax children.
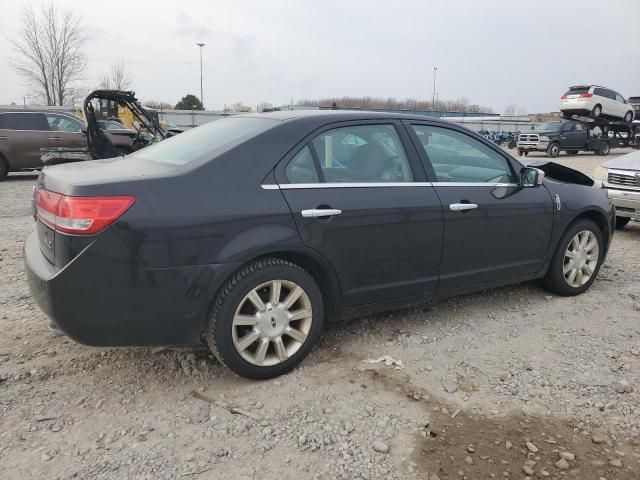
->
<box><xmin>560</xmin><ymin>122</ymin><xmax>582</xmax><ymax>149</ymax></box>
<box><xmin>274</xmin><ymin>121</ymin><xmax>444</xmax><ymax>306</ymax></box>
<box><xmin>406</xmin><ymin>122</ymin><xmax>554</xmax><ymax>291</ymax></box>
<box><xmin>614</xmin><ymin>92</ymin><xmax>627</xmax><ymax>118</ymax></box>
<box><xmin>46</xmin><ymin>113</ymin><xmax>86</xmax><ymax>149</ymax></box>
<box><xmin>0</xmin><ymin>112</ymin><xmax>49</xmax><ymax>169</ymax></box>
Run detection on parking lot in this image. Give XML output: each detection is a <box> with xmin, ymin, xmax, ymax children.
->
<box><xmin>1</xmin><ymin>151</ymin><xmax>639</xmax><ymax>479</ymax></box>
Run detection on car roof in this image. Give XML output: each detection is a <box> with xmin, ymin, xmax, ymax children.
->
<box><xmin>569</xmin><ymin>85</ymin><xmax>613</xmax><ymax>91</ymax></box>
<box><xmin>238</xmin><ymin>109</ymin><xmax>458</xmax><ymax>125</ymax></box>
<box><xmin>0</xmin><ymin>109</ymin><xmax>81</xmax><ymax>120</ymax></box>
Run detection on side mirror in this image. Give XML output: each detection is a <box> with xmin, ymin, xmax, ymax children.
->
<box><xmin>521</xmin><ymin>167</ymin><xmax>545</xmax><ymax>187</ymax></box>
<box><xmin>80</xmin><ymin>127</ymin><xmax>87</xmax><ymax>135</ymax></box>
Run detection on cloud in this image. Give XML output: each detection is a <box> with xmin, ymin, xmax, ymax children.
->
<box><xmin>175</xmin><ymin>10</ymin><xmax>214</xmax><ymax>40</ymax></box>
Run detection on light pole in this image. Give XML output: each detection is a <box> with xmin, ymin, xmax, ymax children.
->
<box><xmin>196</xmin><ymin>43</ymin><xmax>205</xmax><ymax>109</ymax></box>
<box><xmin>432</xmin><ymin>66</ymin><xmax>438</xmax><ymax>112</ymax></box>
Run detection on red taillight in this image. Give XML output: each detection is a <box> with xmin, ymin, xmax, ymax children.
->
<box><xmin>580</xmin><ymin>93</ymin><xmax>592</xmax><ymax>98</ymax></box>
<box><xmin>36</xmin><ymin>188</ymin><xmax>135</xmax><ymax>235</ymax></box>
<box><xmin>561</xmin><ymin>95</ymin><xmax>567</xmax><ymax>99</ymax></box>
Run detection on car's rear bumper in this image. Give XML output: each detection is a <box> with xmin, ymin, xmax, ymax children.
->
<box><xmin>560</xmin><ymin>100</ymin><xmax>593</xmax><ymax>113</ymax></box>
<box><xmin>606</xmin><ymin>187</ymin><xmax>640</xmax><ymax>219</ymax></box>
<box><xmin>24</xmin><ymin>228</ymin><xmax>240</xmax><ymax>346</ymax></box>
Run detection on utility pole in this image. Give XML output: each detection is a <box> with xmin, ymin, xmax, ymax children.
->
<box><xmin>196</xmin><ymin>43</ymin><xmax>206</xmax><ymax>109</ymax></box>
<box><xmin>432</xmin><ymin>66</ymin><xmax>438</xmax><ymax>112</ymax></box>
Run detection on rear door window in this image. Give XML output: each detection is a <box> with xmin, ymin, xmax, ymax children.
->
<box><xmin>285</xmin><ymin>146</ymin><xmax>319</xmax><ymax>183</ymax></box>
<box><xmin>309</xmin><ymin>124</ymin><xmax>413</xmax><ymax>183</ymax></box>
<box><xmin>0</xmin><ymin>113</ymin><xmax>48</xmax><ymax>130</ymax></box>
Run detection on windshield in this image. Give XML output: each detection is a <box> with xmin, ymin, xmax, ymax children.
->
<box><xmin>128</xmin><ymin>117</ymin><xmax>277</xmax><ymax>165</ymax></box>
<box><xmin>534</xmin><ymin>122</ymin><xmax>564</xmax><ymax>132</ymax></box>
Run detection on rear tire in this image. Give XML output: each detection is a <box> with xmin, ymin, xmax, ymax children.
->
<box><xmin>591</xmin><ymin>104</ymin><xmax>602</xmax><ymax>118</ymax></box>
<box><xmin>205</xmin><ymin>258</ymin><xmax>324</xmax><ymax>379</ymax></box>
<box><xmin>615</xmin><ymin>217</ymin><xmax>630</xmax><ymax>230</ymax></box>
<box><xmin>541</xmin><ymin>219</ymin><xmax>604</xmax><ymax>296</ymax></box>
<box><xmin>0</xmin><ymin>155</ymin><xmax>8</xmax><ymax>181</ymax></box>
<box><xmin>547</xmin><ymin>142</ymin><xmax>560</xmax><ymax>158</ymax></box>
<box><xmin>598</xmin><ymin>142</ymin><xmax>610</xmax><ymax>156</ymax></box>
<box><xmin>624</xmin><ymin>111</ymin><xmax>634</xmax><ymax>122</ymax></box>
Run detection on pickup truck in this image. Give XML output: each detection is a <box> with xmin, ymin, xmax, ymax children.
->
<box><xmin>517</xmin><ymin>119</ymin><xmax>611</xmax><ymax>158</ymax></box>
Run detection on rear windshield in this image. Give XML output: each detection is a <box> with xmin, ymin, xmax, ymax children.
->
<box><xmin>129</xmin><ymin>117</ymin><xmax>277</xmax><ymax>165</ymax></box>
<box><xmin>564</xmin><ymin>87</ymin><xmax>589</xmax><ymax>95</ymax></box>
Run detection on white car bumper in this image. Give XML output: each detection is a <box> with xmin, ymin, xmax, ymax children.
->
<box><xmin>559</xmin><ymin>99</ymin><xmax>593</xmax><ymax>112</ymax></box>
<box><xmin>606</xmin><ymin>187</ymin><xmax>640</xmax><ymax>219</ymax></box>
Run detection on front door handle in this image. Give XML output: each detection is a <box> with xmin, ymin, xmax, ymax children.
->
<box><xmin>301</xmin><ymin>208</ymin><xmax>342</xmax><ymax>218</ymax></box>
<box><xmin>0</xmin><ymin>136</ymin><xmax>7</xmax><ymax>140</ymax></box>
<box><xmin>50</xmin><ymin>137</ymin><xmax>62</xmax><ymax>141</ymax></box>
<box><xmin>449</xmin><ymin>203</ymin><xmax>478</xmax><ymax>212</ymax></box>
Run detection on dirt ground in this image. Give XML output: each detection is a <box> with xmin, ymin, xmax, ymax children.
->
<box><xmin>1</xmin><ymin>150</ymin><xmax>639</xmax><ymax>480</ymax></box>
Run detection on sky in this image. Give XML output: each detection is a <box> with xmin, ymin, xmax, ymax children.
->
<box><xmin>0</xmin><ymin>0</ymin><xmax>639</xmax><ymax>113</ymax></box>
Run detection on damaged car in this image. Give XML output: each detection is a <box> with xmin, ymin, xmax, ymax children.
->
<box><xmin>24</xmin><ymin>111</ymin><xmax>614</xmax><ymax>379</ymax></box>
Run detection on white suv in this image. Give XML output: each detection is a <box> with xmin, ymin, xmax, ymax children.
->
<box><xmin>560</xmin><ymin>85</ymin><xmax>634</xmax><ymax>122</ymax></box>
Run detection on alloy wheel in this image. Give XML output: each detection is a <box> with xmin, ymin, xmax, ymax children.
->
<box><xmin>563</xmin><ymin>230</ymin><xmax>599</xmax><ymax>288</ymax></box>
<box><xmin>232</xmin><ymin>280</ymin><xmax>313</xmax><ymax>366</ymax></box>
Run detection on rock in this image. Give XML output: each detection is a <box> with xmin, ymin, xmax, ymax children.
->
<box><xmin>592</xmin><ymin>435</ymin><xmax>608</xmax><ymax>444</ymax></box>
<box><xmin>372</xmin><ymin>440</ymin><xmax>390</xmax><ymax>454</ymax></box>
<box><xmin>526</xmin><ymin>441</ymin><xmax>539</xmax><ymax>453</ymax></box>
<box><xmin>505</xmin><ymin>440</ymin><xmax>513</xmax><ymax>450</ymax></box>
<box><xmin>466</xmin><ymin>445</ymin><xmax>475</xmax><ymax>453</ymax></box>
<box><xmin>608</xmin><ymin>459</ymin><xmax>623</xmax><ymax>468</ymax></box>
<box><xmin>554</xmin><ymin>458</ymin><xmax>569</xmax><ymax>470</ymax></box>
<box><xmin>539</xmin><ymin>470</ymin><xmax>550</xmax><ymax>477</ymax></box>
<box><xmin>40</xmin><ymin>453</ymin><xmax>52</xmax><ymax>461</ymax></box>
<box><xmin>523</xmin><ymin>465</ymin><xmax>534</xmax><ymax>475</ymax></box>
<box><xmin>559</xmin><ymin>451</ymin><xmax>575</xmax><ymax>461</ymax></box>
<box><xmin>615</xmin><ymin>380</ymin><xmax>633</xmax><ymax>394</ymax></box>
<box><xmin>633</xmin><ymin>302</ymin><xmax>640</xmax><ymax>311</ymax></box>
<box><xmin>441</xmin><ymin>378</ymin><xmax>458</xmax><ymax>394</ymax></box>
<box><xmin>464</xmin><ymin>455</ymin><xmax>474</xmax><ymax>465</ymax></box>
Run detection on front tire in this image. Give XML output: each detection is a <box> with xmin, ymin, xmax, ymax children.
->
<box><xmin>598</xmin><ymin>142</ymin><xmax>610</xmax><ymax>156</ymax></box>
<box><xmin>615</xmin><ymin>217</ymin><xmax>630</xmax><ymax>230</ymax></box>
<box><xmin>624</xmin><ymin>111</ymin><xmax>634</xmax><ymax>122</ymax></box>
<box><xmin>547</xmin><ymin>142</ymin><xmax>560</xmax><ymax>158</ymax></box>
<box><xmin>205</xmin><ymin>258</ymin><xmax>324</xmax><ymax>379</ymax></box>
<box><xmin>541</xmin><ymin>219</ymin><xmax>604</xmax><ymax>296</ymax></box>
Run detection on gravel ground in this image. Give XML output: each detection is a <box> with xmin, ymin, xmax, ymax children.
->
<box><xmin>1</xmin><ymin>151</ymin><xmax>640</xmax><ymax>480</ymax></box>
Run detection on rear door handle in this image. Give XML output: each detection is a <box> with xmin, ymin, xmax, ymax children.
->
<box><xmin>50</xmin><ymin>137</ymin><xmax>62</xmax><ymax>141</ymax></box>
<box><xmin>301</xmin><ymin>208</ymin><xmax>342</xmax><ymax>218</ymax></box>
<box><xmin>0</xmin><ymin>136</ymin><xmax>7</xmax><ymax>140</ymax></box>
<box><xmin>449</xmin><ymin>203</ymin><xmax>478</xmax><ymax>212</ymax></box>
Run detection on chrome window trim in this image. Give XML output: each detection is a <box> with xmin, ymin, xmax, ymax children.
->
<box><xmin>261</xmin><ymin>182</ymin><xmax>519</xmax><ymax>190</ymax></box>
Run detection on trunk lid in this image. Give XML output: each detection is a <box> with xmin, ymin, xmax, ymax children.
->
<box><xmin>35</xmin><ymin>156</ymin><xmax>176</xmax><ymax>267</ymax></box>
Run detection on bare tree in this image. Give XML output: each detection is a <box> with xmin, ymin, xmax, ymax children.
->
<box><xmin>143</xmin><ymin>100</ymin><xmax>174</xmax><ymax>110</ymax></box>
<box><xmin>504</xmin><ymin>104</ymin><xmax>517</xmax><ymax>115</ymax></box>
<box><xmin>10</xmin><ymin>3</ymin><xmax>86</xmax><ymax>106</ymax></box>
<box><xmin>99</xmin><ymin>59</ymin><xmax>132</xmax><ymax>90</ymax></box>
<box><xmin>297</xmin><ymin>96</ymin><xmax>493</xmax><ymax>114</ymax></box>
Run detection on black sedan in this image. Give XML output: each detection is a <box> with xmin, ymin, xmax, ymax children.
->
<box><xmin>24</xmin><ymin>111</ymin><xmax>615</xmax><ymax>379</ymax></box>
